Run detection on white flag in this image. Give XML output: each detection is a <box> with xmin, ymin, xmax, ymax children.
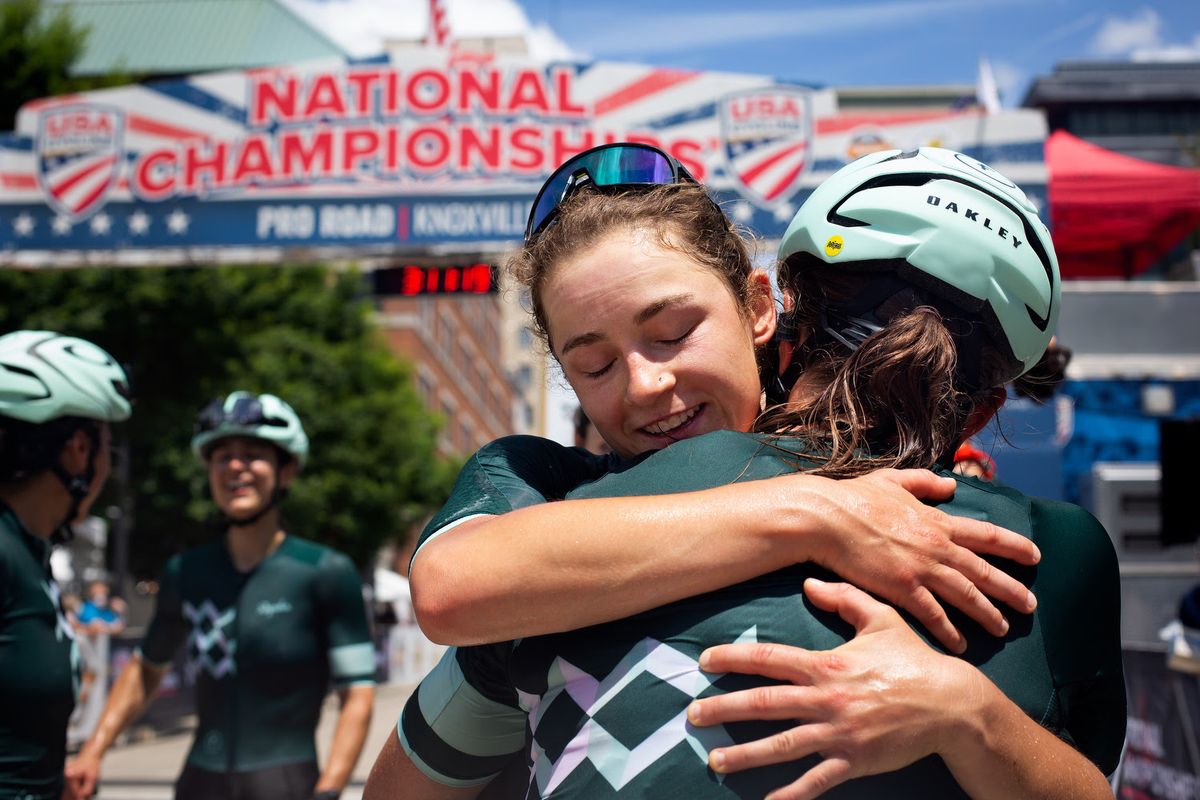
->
<box><xmin>977</xmin><ymin>56</ymin><xmax>1002</xmax><ymax>114</ymax></box>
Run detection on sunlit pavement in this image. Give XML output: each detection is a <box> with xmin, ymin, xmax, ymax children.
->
<box><xmin>95</xmin><ymin>683</ymin><xmax>415</xmax><ymax>800</ymax></box>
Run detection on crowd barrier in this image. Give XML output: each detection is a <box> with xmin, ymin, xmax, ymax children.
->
<box><xmin>1116</xmin><ymin>646</ymin><xmax>1200</xmax><ymax>800</ymax></box>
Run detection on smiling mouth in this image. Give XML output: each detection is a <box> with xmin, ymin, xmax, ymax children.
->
<box><xmin>641</xmin><ymin>405</ymin><xmax>700</xmax><ymax>436</ymax></box>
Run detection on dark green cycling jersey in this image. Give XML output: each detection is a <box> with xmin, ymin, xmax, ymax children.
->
<box><xmin>139</xmin><ymin>534</ymin><xmax>375</xmax><ymax>774</ymax></box>
<box><xmin>402</xmin><ymin>431</ymin><xmax>1126</xmax><ymax>798</ymax></box>
<box><xmin>0</xmin><ymin>502</ymin><xmax>79</xmax><ymax>800</ymax></box>
<box><xmin>414</xmin><ymin>436</ymin><xmax>619</xmax><ymax>565</ymax></box>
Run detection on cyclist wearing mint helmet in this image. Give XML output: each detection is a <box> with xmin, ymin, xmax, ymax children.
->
<box><xmin>0</xmin><ymin>330</ymin><xmax>131</xmax><ymax>800</ymax></box>
<box><xmin>378</xmin><ymin>150</ymin><xmax>1121</xmax><ymax>799</ymax></box>
<box><xmin>69</xmin><ymin>391</ymin><xmax>375</xmax><ymax>800</ymax></box>
<box><xmin>191</xmin><ymin>391</ymin><xmax>309</xmax><ymax>526</ymax></box>
<box><xmin>769</xmin><ymin>146</ymin><xmax>1059</xmax><ymax>408</ymax></box>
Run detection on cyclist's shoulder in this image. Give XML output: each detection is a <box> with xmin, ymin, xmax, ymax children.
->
<box><xmin>278</xmin><ymin>535</ymin><xmax>357</xmax><ymax>575</ymax></box>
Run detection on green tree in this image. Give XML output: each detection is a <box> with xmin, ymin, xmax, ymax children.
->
<box><xmin>0</xmin><ymin>265</ymin><xmax>458</xmax><ymax>575</ymax></box>
<box><xmin>1</xmin><ymin>0</ymin><xmax>89</xmax><ymax>130</ymax></box>
<box><xmin>0</xmin><ymin>0</ymin><xmax>132</xmax><ymax>131</ymax></box>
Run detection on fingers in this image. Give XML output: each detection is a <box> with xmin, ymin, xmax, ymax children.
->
<box><xmin>698</xmin><ymin>641</ymin><xmax>822</xmax><ymax>685</ymax></box>
<box><xmin>923</xmin><ymin>566</ymin><xmax>1011</xmax><ymax>639</ymax></box>
<box><xmin>689</xmin><ymin>684</ymin><xmax>826</xmax><ymax>725</ymax></box>
<box><xmin>705</xmin><ymin>726</ymin><xmax>856</xmax><ymax>800</ymax></box>
<box><xmin>64</xmin><ymin>765</ymin><xmax>97</xmax><ymax>799</ymax></box>
<box><xmin>948</xmin><ymin>515</ymin><xmax>1041</xmax><ymax>566</ymax></box>
<box><xmin>766</xmin><ymin>758</ymin><xmax>853</xmax><ymax>800</ymax></box>
<box><xmin>893</xmin><ymin>584</ymin><xmax>966</xmax><ymax>654</ymax></box>
<box><xmin>877</xmin><ymin>468</ymin><xmax>956</xmax><ymax>501</ymax></box>
<box><xmin>706</xmin><ymin>722</ymin><xmax>834</xmax><ymax>774</ymax></box>
<box><xmin>941</xmin><ymin>545</ymin><xmax>1036</xmax><ymax>614</ymax></box>
<box><xmin>802</xmin><ymin>578</ymin><xmax>901</xmax><ymax>633</ymax></box>
<box><xmin>876</xmin><ymin>468</ymin><xmax>1042</xmax><ymax>570</ymax></box>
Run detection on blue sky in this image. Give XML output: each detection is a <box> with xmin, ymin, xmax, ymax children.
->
<box><xmin>518</xmin><ymin>1</ymin><xmax>1200</xmax><ymax>106</ymax></box>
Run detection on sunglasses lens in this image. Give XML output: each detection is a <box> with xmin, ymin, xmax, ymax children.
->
<box><xmin>196</xmin><ymin>396</ymin><xmax>267</xmax><ymax>432</ymax></box>
<box><xmin>526</xmin><ymin>145</ymin><xmax>678</xmax><ymax>241</ymax></box>
<box><xmin>229</xmin><ymin>396</ymin><xmax>265</xmax><ymax>425</ymax></box>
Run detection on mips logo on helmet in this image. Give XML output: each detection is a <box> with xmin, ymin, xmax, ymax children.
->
<box><xmin>824</xmin><ymin>236</ymin><xmax>844</xmax><ymax>257</ymax></box>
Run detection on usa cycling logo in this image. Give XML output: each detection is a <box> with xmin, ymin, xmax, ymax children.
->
<box><xmin>36</xmin><ymin>104</ymin><xmax>125</xmax><ymax>220</ymax></box>
<box><xmin>719</xmin><ymin>87</ymin><xmax>813</xmax><ymax>207</ymax></box>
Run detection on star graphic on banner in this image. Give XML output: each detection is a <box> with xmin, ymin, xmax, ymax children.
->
<box><xmin>51</xmin><ymin>215</ymin><xmax>74</xmax><ymax>235</ymax></box>
<box><xmin>730</xmin><ymin>200</ymin><xmax>755</xmax><ymax>224</ymax></box>
<box><xmin>13</xmin><ymin>212</ymin><xmax>35</xmax><ymax>237</ymax></box>
<box><xmin>90</xmin><ymin>213</ymin><xmax>112</xmax><ymax>235</ymax></box>
<box><xmin>166</xmin><ymin>208</ymin><xmax>190</xmax><ymax>235</ymax></box>
<box><xmin>127</xmin><ymin>211</ymin><xmax>150</xmax><ymax>235</ymax></box>
<box><xmin>772</xmin><ymin>202</ymin><xmax>796</xmax><ymax>223</ymax></box>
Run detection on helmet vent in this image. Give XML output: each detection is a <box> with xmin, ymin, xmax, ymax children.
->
<box><xmin>0</xmin><ymin>364</ymin><xmax>51</xmax><ymax>401</ymax></box>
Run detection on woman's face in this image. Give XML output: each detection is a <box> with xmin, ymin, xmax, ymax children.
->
<box><xmin>544</xmin><ymin>227</ymin><xmax>775</xmax><ymax>458</ymax></box>
<box><xmin>206</xmin><ymin>436</ymin><xmax>294</xmax><ymax>519</ymax></box>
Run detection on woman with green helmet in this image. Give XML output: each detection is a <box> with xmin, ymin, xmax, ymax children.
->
<box><xmin>68</xmin><ymin>391</ymin><xmax>377</xmax><ymax>800</ymax></box>
<box><xmin>0</xmin><ymin>330</ymin><xmax>131</xmax><ymax>800</ymax></box>
<box><xmin>370</xmin><ymin>146</ymin><xmax>1122</xmax><ymax>798</ymax></box>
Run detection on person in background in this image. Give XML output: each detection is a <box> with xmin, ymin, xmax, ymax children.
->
<box><xmin>67</xmin><ymin>392</ymin><xmax>375</xmax><ymax>800</ymax></box>
<box><xmin>951</xmin><ymin>442</ymin><xmax>997</xmax><ymax>481</ymax></box>
<box><xmin>75</xmin><ymin>580</ymin><xmax>127</xmax><ymax>635</ymax></box>
<box><xmin>0</xmin><ymin>330</ymin><xmax>132</xmax><ymax>800</ymax></box>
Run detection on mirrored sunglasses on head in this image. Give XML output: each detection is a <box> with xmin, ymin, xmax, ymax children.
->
<box><xmin>195</xmin><ymin>395</ymin><xmax>268</xmax><ymax>433</ymax></box>
<box><xmin>524</xmin><ymin>142</ymin><xmax>699</xmax><ymax>245</ymax></box>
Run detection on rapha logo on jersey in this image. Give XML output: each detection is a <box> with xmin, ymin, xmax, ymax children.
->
<box><xmin>36</xmin><ymin>104</ymin><xmax>125</xmax><ymax>220</ymax></box>
<box><xmin>719</xmin><ymin>87</ymin><xmax>813</xmax><ymax>207</ymax></box>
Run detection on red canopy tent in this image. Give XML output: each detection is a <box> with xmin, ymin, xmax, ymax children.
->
<box><xmin>1045</xmin><ymin>130</ymin><xmax>1200</xmax><ymax>279</ymax></box>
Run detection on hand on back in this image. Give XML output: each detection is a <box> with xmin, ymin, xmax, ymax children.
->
<box><xmin>789</xmin><ymin>468</ymin><xmax>1038</xmax><ymax>653</ymax></box>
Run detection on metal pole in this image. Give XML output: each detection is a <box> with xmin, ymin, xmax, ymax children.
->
<box><xmin>109</xmin><ymin>432</ymin><xmax>133</xmax><ymax>601</ymax></box>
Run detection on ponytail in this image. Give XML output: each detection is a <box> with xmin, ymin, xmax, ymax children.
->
<box><xmin>757</xmin><ymin>261</ymin><xmax>999</xmax><ymax>477</ymax></box>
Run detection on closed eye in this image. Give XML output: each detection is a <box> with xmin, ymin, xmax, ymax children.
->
<box><xmin>660</xmin><ymin>324</ymin><xmax>698</xmax><ymax>346</ymax></box>
<box><xmin>582</xmin><ymin>361</ymin><xmax>614</xmax><ymax>379</ymax></box>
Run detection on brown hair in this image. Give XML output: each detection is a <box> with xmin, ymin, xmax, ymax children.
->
<box><xmin>508</xmin><ymin>184</ymin><xmax>762</xmax><ymax>354</ymax></box>
<box><xmin>757</xmin><ymin>258</ymin><xmax>996</xmax><ymax>478</ymax></box>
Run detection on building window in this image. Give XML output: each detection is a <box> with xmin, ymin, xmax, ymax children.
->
<box><xmin>416</xmin><ymin>371</ymin><xmax>435</xmax><ymax>404</ymax></box>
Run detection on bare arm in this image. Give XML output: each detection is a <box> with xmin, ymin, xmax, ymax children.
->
<box><xmin>364</xmin><ymin>731</ymin><xmax>485</xmax><ymax>800</ymax></box>
<box><xmin>412</xmin><ymin>469</ymin><xmax>1038</xmax><ymax>653</ymax></box>
<box><xmin>64</xmin><ymin>654</ymin><xmax>167</xmax><ymax>799</ymax></box>
<box><xmin>688</xmin><ymin>580</ymin><xmax>1113</xmax><ymax>800</ymax></box>
<box><xmin>315</xmin><ymin>684</ymin><xmax>374</xmax><ymax>794</ymax></box>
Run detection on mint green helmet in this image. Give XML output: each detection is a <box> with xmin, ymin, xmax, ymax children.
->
<box><xmin>0</xmin><ymin>330</ymin><xmax>131</xmax><ymax>424</ymax></box>
<box><xmin>778</xmin><ymin>147</ymin><xmax>1060</xmax><ymax>388</ymax></box>
<box><xmin>191</xmin><ymin>391</ymin><xmax>309</xmax><ymax>466</ymax></box>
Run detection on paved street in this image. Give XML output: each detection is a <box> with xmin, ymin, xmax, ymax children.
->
<box><xmin>93</xmin><ymin>682</ymin><xmax>415</xmax><ymax>800</ymax></box>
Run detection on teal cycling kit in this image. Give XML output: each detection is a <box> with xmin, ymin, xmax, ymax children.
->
<box><xmin>401</xmin><ymin>431</ymin><xmax>1126</xmax><ymax>798</ymax></box>
<box><xmin>0</xmin><ymin>502</ymin><xmax>80</xmax><ymax>800</ymax></box>
<box><xmin>139</xmin><ymin>534</ymin><xmax>375</xmax><ymax>792</ymax></box>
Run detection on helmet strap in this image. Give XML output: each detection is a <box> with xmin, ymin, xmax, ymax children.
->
<box><xmin>221</xmin><ymin>486</ymin><xmax>289</xmax><ymax>529</ymax></box>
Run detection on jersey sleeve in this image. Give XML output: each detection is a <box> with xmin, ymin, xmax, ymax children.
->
<box><xmin>411</xmin><ymin>435</ymin><xmax>616</xmax><ymax>566</ymax></box>
<box><xmin>315</xmin><ymin>549</ymin><xmax>377</xmax><ymax>689</ymax></box>
<box><xmin>1030</xmin><ymin>498</ymin><xmax>1127</xmax><ymax>775</ymax></box>
<box><xmin>398</xmin><ymin>644</ymin><xmax>527</xmax><ymax>787</ymax></box>
<box><xmin>138</xmin><ymin>555</ymin><xmax>187</xmax><ymax>668</ymax></box>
